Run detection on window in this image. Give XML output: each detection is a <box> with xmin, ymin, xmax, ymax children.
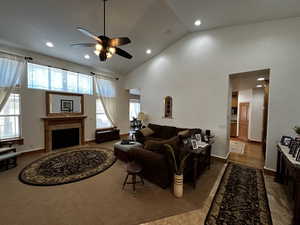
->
<box><xmin>0</xmin><ymin>94</ymin><xmax>21</xmax><ymax>140</ymax></box>
<box><xmin>27</xmin><ymin>63</ymin><xmax>93</xmax><ymax>95</ymax></box>
<box><xmin>129</xmin><ymin>99</ymin><xmax>140</xmax><ymax>121</ymax></box>
<box><xmin>96</xmin><ymin>99</ymin><xmax>112</xmax><ymax>129</ymax></box>
<box><xmin>95</xmin><ymin>78</ymin><xmax>116</xmax><ymax>97</ymax></box>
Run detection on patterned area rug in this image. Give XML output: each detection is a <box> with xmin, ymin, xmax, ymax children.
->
<box><xmin>205</xmin><ymin>163</ymin><xmax>273</xmax><ymax>225</ymax></box>
<box><xmin>19</xmin><ymin>147</ymin><xmax>116</xmax><ymax>186</ymax></box>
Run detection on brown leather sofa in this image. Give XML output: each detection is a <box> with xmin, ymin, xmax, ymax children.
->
<box><xmin>128</xmin><ymin>123</ymin><xmax>203</xmax><ymax>188</ymax></box>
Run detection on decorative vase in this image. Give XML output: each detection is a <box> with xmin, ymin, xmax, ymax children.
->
<box><xmin>173</xmin><ymin>174</ymin><xmax>183</xmax><ymax>198</ymax></box>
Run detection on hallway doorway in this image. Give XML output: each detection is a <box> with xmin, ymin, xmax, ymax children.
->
<box><xmin>228</xmin><ymin>69</ymin><xmax>270</xmax><ymax>169</ymax></box>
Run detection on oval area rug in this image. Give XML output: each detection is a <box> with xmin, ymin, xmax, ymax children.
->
<box><xmin>19</xmin><ymin>147</ymin><xmax>116</xmax><ymax>186</ymax></box>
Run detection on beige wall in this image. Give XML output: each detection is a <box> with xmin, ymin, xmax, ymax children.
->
<box><xmin>0</xmin><ymin>45</ymin><xmax>130</xmax><ymax>152</ymax></box>
<box><xmin>125</xmin><ymin>17</ymin><xmax>300</xmax><ymax>171</ymax></box>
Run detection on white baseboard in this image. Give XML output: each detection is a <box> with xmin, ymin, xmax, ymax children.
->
<box><xmin>85</xmin><ymin>138</ymin><xmax>95</xmax><ymax>143</ymax></box>
<box><xmin>263</xmin><ymin>166</ymin><xmax>276</xmax><ymax>172</ymax></box>
<box><xmin>249</xmin><ymin>137</ymin><xmax>262</xmax><ymax>142</ymax></box>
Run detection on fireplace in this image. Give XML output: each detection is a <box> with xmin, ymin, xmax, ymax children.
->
<box><xmin>52</xmin><ymin>128</ymin><xmax>80</xmax><ymax>150</ymax></box>
<box><xmin>41</xmin><ymin>116</ymin><xmax>86</xmax><ymax>151</ymax></box>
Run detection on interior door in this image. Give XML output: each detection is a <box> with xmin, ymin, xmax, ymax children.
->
<box><xmin>239</xmin><ymin>102</ymin><xmax>250</xmax><ymax>141</ymax></box>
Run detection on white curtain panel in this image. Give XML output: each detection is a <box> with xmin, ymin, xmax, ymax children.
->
<box><xmin>94</xmin><ymin>76</ymin><xmax>117</xmax><ymax>127</ymax></box>
<box><xmin>129</xmin><ymin>99</ymin><xmax>140</xmax><ymax>120</ymax></box>
<box><xmin>0</xmin><ymin>53</ymin><xmax>26</xmax><ymax>111</ymax></box>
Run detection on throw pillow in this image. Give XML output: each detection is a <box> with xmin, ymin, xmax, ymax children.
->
<box><xmin>140</xmin><ymin>127</ymin><xmax>154</xmax><ymax>137</ymax></box>
<box><xmin>177</xmin><ymin>130</ymin><xmax>190</xmax><ymax>137</ymax></box>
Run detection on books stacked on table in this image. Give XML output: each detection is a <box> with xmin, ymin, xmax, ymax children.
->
<box><xmin>280</xmin><ymin>136</ymin><xmax>300</xmax><ymax>161</ymax></box>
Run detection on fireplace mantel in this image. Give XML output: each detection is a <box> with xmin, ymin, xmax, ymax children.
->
<box><xmin>41</xmin><ymin>115</ymin><xmax>87</xmax><ymax>121</ymax></box>
<box><xmin>41</xmin><ymin>115</ymin><xmax>87</xmax><ymax>152</ymax></box>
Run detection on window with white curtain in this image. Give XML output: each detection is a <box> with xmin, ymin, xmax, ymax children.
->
<box><xmin>129</xmin><ymin>99</ymin><xmax>140</xmax><ymax>121</ymax></box>
<box><xmin>96</xmin><ymin>98</ymin><xmax>112</xmax><ymax>129</ymax></box>
<box><xmin>95</xmin><ymin>78</ymin><xmax>116</xmax><ymax>97</ymax></box>
<box><xmin>27</xmin><ymin>63</ymin><xmax>93</xmax><ymax>95</ymax></box>
<box><xmin>0</xmin><ymin>93</ymin><xmax>21</xmax><ymax>140</ymax></box>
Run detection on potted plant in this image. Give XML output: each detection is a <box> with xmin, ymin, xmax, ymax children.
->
<box><xmin>164</xmin><ymin>144</ymin><xmax>191</xmax><ymax>198</ymax></box>
<box><xmin>294</xmin><ymin>126</ymin><xmax>300</xmax><ymax>137</ymax></box>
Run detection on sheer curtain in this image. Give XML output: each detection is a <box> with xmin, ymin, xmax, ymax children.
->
<box><xmin>129</xmin><ymin>99</ymin><xmax>140</xmax><ymax>120</ymax></box>
<box><xmin>0</xmin><ymin>53</ymin><xmax>26</xmax><ymax>111</ymax></box>
<box><xmin>94</xmin><ymin>76</ymin><xmax>117</xmax><ymax>127</ymax></box>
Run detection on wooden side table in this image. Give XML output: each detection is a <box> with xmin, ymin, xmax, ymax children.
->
<box><xmin>191</xmin><ymin>143</ymin><xmax>212</xmax><ymax>188</ymax></box>
<box><xmin>275</xmin><ymin>144</ymin><xmax>300</xmax><ymax>225</ymax></box>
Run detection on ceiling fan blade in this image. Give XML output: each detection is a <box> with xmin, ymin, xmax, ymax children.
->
<box><xmin>70</xmin><ymin>43</ymin><xmax>96</xmax><ymax>47</ymax></box>
<box><xmin>77</xmin><ymin>27</ymin><xmax>102</xmax><ymax>43</ymax></box>
<box><xmin>109</xmin><ymin>37</ymin><xmax>131</xmax><ymax>47</ymax></box>
<box><xmin>115</xmin><ymin>47</ymin><xmax>132</xmax><ymax>59</ymax></box>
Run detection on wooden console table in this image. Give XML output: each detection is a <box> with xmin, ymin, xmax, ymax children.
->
<box><xmin>276</xmin><ymin>143</ymin><xmax>300</xmax><ymax>225</ymax></box>
<box><xmin>191</xmin><ymin>141</ymin><xmax>213</xmax><ymax>188</ymax></box>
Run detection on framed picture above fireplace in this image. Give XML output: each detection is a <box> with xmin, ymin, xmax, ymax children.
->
<box><xmin>46</xmin><ymin>91</ymin><xmax>84</xmax><ymax>116</ymax></box>
<box><xmin>60</xmin><ymin>99</ymin><xmax>74</xmax><ymax>112</ymax></box>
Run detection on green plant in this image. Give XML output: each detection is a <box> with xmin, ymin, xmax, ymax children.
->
<box><xmin>294</xmin><ymin>126</ymin><xmax>300</xmax><ymax>135</ymax></box>
<box><xmin>164</xmin><ymin>144</ymin><xmax>191</xmax><ymax>175</ymax></box>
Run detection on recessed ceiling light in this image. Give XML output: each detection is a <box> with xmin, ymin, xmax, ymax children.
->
<box><xmin>146</xmin><ymin>49</ymin><xmax>151</xmax><ymax>54</ymax></box>
<box><xmin>194</xmin><ymin>20</ymin><xmax>202</xmax><ymax>26</ymax></box>
<box><xmin>256</xmin><ymin>85</ymin><xmax>263</xmax><ymax>88</ymax></box>
<box><xmin>84</xmin><ymin>54</ymin><xmax>90</xmax><ymax>59</ymax></box>
<box><xmin>257</xmin><ymin>77</ymin><xmax>265</xmax><ymax>81</ymax></box>
<box><xmin>46</xmin><ymin>42</ymin><xmax>54</xmax><ymax>48</ymax></box>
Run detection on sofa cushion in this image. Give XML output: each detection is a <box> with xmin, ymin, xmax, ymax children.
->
<box><xmin>177</xmin><ymin>129</ymin><xmax>190</xmax><ymax>137</ymax></box>
<box><xmin>148</xmin><ymin>123</ymin><xmax>162</xmax><ymax>138</ymax></box>
<box><xmin>160</xmin><ymin>126</ymin><xmax>177</xmax><ymax>139</ymax></box>
<box><xmin>145</xmin><ymin>136</ymin><xmax>179</xmax><ymax>154</ymax></box>
<box><xmin>140</xmin><ymin>127</ymin><xmax>154</xmax><ymax>137</ymax></box>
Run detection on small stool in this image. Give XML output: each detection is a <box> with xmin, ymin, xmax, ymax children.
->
<box><xmin>122</xmin><ymin>162</ymin><xmax>144</xmax><ymax>192</ymax></box>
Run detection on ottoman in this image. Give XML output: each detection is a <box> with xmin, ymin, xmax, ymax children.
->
<box><xmin>114</xmin><ymin>141</ymin><xmax>142</xmax><ymax>162</ymax></box>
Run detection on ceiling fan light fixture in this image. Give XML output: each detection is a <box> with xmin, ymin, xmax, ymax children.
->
<box><xmin>109</xmin><ymin>47</ymin><xmax>116</xmax><ymax>54</ymax></box>
<box><xmin>95</xmin><ymin>44</ymin><xmax>103</xmax><ymax>51</ymax></box>
<box><xmin>106</xmin><ymin>52</ymin><xmax>113</xmax><ymax>58</ymax></box>
<box><xmin>94</xmin><ymin>50</ymin><xmax>100</xmax><ymax>56</ymax></box>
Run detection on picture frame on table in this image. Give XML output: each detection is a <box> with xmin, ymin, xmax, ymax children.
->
<box><xmin>191</xmin><ymin>139</ymin><xmax>198</xmax><ymax>150</ymax></box>
<box><xmin>195</xmin><ymin>133</ymin><xmax>202</xmax><ymax>146</ymax></box>
<box><xmin>280</xmin><ymin>136</ymin><xmax>293</xmax><ymax>147</ymax></box>
<box><xmin>293</xmin><ymin>143</ymin><xmax>300</xmax><ymax>158</ymax></box>
<box><xmin>290</xmin><ymin>140</ymin><xmax>300</xmax><ymax>155</ymax></box>
<box><xmin>296</xmin><ymin>147</ymin><xmax>300</xmax><ymax>161</ymax></box>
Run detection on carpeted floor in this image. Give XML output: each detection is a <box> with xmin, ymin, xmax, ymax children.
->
<box><xmin>0</xmin><ymin>141</ymin><xmax>225</xmax><ymax>225</ymax></box>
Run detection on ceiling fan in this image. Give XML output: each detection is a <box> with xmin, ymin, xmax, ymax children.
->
<box><xmin>71</xmin><ymin>0</ymin><xmax>132</xmax><ymax>61</ymax></box>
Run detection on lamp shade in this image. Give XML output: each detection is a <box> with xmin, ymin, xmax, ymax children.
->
<box><xmin>137</xmin><ymin>112</ymin><xmax>147</xmax><ymax>121</ymax></box>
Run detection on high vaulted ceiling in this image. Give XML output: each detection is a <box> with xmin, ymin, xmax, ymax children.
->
<box><xmin>1</xmin><ymin>0</ymin><xmax>300</xmax><ymax>74</ymax></box>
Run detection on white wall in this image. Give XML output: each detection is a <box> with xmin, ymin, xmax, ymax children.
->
<box><xmin>0</xmin><ymin>45</ymin><xmax>130</xmax><ymax>152</ymax></box>
<box><xmin>125</xmin><ymin>17</ymin><xmax>300</xmax><ymax>170</ymax></box>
